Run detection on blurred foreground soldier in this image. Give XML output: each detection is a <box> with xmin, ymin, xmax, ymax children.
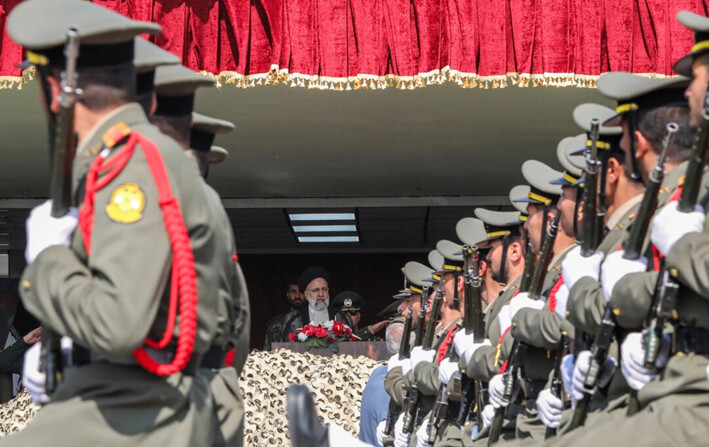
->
<box><xmin>264</xmin><ymin>277</ymin><xmax>305</xmax><ymax>350</ymax></box>
<box><xmin>7</xmin><ymin>1</ymin><xmax>223</xmax><ymax>445</ymax></box>
<box><xmin>153</xmin><ymin>68</ymin><xmax>249</xmax><ymax>447</ymax></box>
<box><xmin>331</xmin><ymin>291</ymin><xmax>390</xmax><ymax>340</ymax></box>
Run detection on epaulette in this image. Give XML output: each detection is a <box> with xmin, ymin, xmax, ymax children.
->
<box><xmin>102</xmin><ymin>122</ymin><xmax>132</xmax><ymax>149</ymax></box>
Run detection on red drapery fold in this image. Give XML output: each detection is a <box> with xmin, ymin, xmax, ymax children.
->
<box><xmin>1</xmin><ymin>0</ymin><xmax>708</xmax><ymax>90</ymax></box>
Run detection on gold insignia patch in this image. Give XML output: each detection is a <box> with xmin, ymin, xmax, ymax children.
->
<box><xmin>106</xmin><ymin>183</ymin><xmax>145</xmax><ymax>223</ymax></box>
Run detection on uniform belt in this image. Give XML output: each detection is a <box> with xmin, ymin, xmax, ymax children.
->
<box><xmin>73</xmin><ymin>345</ymin><xmax>198</xmax><ymax>375</ymax></box>
<box><xmin>524</xmin><ymin>378</ymin><xmax>547</xmax><ymax>400</ymax></box>
<box><xmin>200</xmin><ymin>346</ymin><xmax>226</xmax><ymax>369</ymax></box>
<box><xmin>675</xmin><ymin>326</ymin><xmax>709</xmax><ymax>355</ymax></box>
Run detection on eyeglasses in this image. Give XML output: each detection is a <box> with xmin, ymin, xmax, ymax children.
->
<box><xmin>347</xmin><ymin>310</ymin><xmax>361</xmax><ymax>316</ymax></box>
<box><xmin>307</xmin><ymin>287</ymin><xmax>329</xmax><ymax>294</ymax></box>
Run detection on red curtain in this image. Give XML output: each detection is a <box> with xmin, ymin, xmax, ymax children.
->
<box><xmin>1</xmin><ymin>0</ymin><xmax>708</xmax><ymax>89</ymax></box>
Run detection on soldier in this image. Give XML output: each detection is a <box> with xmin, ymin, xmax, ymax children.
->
<box><xmin>8</xmin><ymin>0</ymin><xmax>224</xmax><ymax>445</ymax></box>
<box><xmin>383</xmin><ymin>260</ymin><xmax>437</xmax><ymax>447</ymax></box>
<box><xmin>152</xmin><ymin>64</ymin><xmax>251</xmax><ymax>447</ymax></box>
<box><xmin>264</xmin><ymin>277</ymin><xmax>305</xmax><ymax>350</ymax></box>
<box><xmin>331</xmin><ymin>291</ymin><xmax>390</xmax><ymax>341</ymax></box>
<box><xmin>456</xmin><ymin>209</ymin><xmax>528</xmax><ymax>444</ymax></box>
<box><xmin>189</xmin><ymin>112</ymin><xmax>251</xmax><ymax>447</ymax></box>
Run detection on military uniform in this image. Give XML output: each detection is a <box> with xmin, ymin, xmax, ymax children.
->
<box><xmin>189</xmin><ymin>112</ymin><xmax>250</xmax><ymax>447</ymax></box>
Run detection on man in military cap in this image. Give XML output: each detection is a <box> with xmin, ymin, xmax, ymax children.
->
<box><xmin>264</xmin><ymin>277</ymin><xmax>306</xmax><ymax>350</ymax></box>
<box><xmin>331</xmin><ymin>291</ymin><xmax>390</xmax><ymax>341</ymax></box>
<box><xmin>7</xmin><ymin>0</ymin><xmax>225</xmax><ymax>445</ymax></box>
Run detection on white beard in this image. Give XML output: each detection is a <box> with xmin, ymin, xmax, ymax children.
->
<box><xmin>309</xmin><ymin>299</ymin><xmax>328</xmax><ymax>312</ymax></box>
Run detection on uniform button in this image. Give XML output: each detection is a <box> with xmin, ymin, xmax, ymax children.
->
<box><xmin>669</xmin><ymin>268</ymin><xmax>679</xmax><ymax>278</ymax></box>
<box><xmin>612</xmin><ymin>308</ymin><xmax>621</xmax><ymax>316</ymax></box>
<box><xmin>21</xmin><ymin>280</ymin><xmax>31</xmax><ymax>290</ymax></box>
<box><xmin>461</xmin><ymin>368</ymin><xmax>466</xmax><ymax>374</ymax></box>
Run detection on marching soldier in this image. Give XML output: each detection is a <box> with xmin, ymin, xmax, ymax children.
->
<box><xmin>8</xmin><ymin>0</ymin><xmax>225</xmax><ymax>445</ymax></box>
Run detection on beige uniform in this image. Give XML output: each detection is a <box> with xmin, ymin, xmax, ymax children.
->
<box><xmin>12</xmin><ymin>104</ymin><xmax>222</xmax><ymax>446</ymax></box>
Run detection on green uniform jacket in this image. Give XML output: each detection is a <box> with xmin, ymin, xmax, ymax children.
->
<box><xmin>14</xmin><ymin>104</ymin><xmax>223</xmax><ymax>447</ymax></box>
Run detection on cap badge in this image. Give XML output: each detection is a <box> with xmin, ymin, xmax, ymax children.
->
<box><xmin>344</xmin><ymin>298</ymin><xmax>352</xmax><ymax>307</ymax></box>
<box><xmin>106</xmin><ymin>182</ymin><xmax>145</xmax><ymax>223</ymax></box>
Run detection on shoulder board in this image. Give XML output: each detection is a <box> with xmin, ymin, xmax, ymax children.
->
<box><xmin>102</xmin><ymin>122</ymin><xmax>132</xmax><ymax>148</ymax></box>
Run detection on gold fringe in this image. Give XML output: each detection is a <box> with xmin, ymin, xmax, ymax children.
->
<box><xmin>0</xmin><ymin>64</ymin><xmax>674</xmax><ymax>91</ymax></box>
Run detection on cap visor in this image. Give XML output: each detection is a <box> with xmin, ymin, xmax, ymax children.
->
<box><xmin>602</xmin><ymin>113</ymin><xmax>624</xmax><ymax>127</ymax></box>
<box><xmin>672</xmin><ymin>54</ymin><xmax>694</xmax><ymax>77</ymax></box>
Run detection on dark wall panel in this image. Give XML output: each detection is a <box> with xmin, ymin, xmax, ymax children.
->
<box><xmin>239</xmin><ymin>252</ymin><xmax>427</xmax><ymax>350</ymax></box>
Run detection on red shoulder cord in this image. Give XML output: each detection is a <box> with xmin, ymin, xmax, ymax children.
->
<box><xmin>79</xmin><ymin>131</ymin><xmax>198</xmax><ymax>376</ymax></box>
<box><xmin>547</xmin><ymin>276</ymin><xmax>564</xmax><ymax>313</ymax></box>
<box><xmin>437</xmin><ymin>324</ymin><xmax>459</xmax><ymax>364</ymax></box>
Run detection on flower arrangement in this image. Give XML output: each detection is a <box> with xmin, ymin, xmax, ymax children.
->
<box><xmin>289</xmin><ymin>320</ymin><xmax>357</xmax><ymax>352</ymax></box>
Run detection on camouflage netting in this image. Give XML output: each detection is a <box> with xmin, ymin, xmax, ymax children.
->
<box><xmin>240</xmin><ymin>349</ymin><xmax>383</xmax><ymax>446</ymax></box>
<box><xmin>0</xmin><ymin>390</ymin><xmax>40</xmax><ymax>437</ymax></box>
<box><xmin>0</xmin><ymin>349</ymin><xmax>383</xmax><ymax>444</ymax></box>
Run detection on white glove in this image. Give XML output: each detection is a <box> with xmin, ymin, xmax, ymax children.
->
<box><xmin>461</xmin><ymin>339</ymin><xmax>491</xmax><ymax>365</ymax></box>
<box><xmin>553</xmin><ymin>283</ymin><xmax>570</xmax><ymax>319</ymax></box>
<box><xmin>488</xmin><ymin>374</ymin><xmax>509</xmax><ymax>409</ymax></box>
<box><xmin>388</xmin><ymin>353</ymin><xmax>411</xmax><ymax>376</ymax></box>
<box><xmin>508</xmin><ymin>292</ymin><xmax>545</xmax><ymax>319</ymax></box>
<box><xmin>536</xmin><ymin>388</ymin><xmax>563</xmax><ymax>429</ymax></box>
<box><xmin>393</xmin><ymin>413</ymin><xmax>411</xmax><ymax>447</ymax></box>
<box><xmin>561</xmin><ymin>354</ymin><xmax>576</xmax><ymax>406</ymax></box>
<box><xmin>415</xmin><ymin>419</ymin><xmax>432</xmax><ymax>447</ymax></box>
<box><xmin>572</xmin><ymin>350</ymin><xmax>617</xmax><ymax>400</ymax></box>
<box><xmin>453</xmin><ymin>330</ymin><xmax>475</xmax><ymax>357</ymax></box>
<box><xmin>410</xmin><ymin>347</ymin><xmax>435</xmax><ymax>370</ymax></box>
<box><xmin>621</xmin><ymin>332</ymin><xmax>669</xmax><ymax>390</ymax></box>
<box><xmin>651</xmin><ymin>201</ymin><xmax>705</xmax><ymax>256</ymax></box>
<box><xmin>600</xmin><ymin>250</ymin><xmax>647</xmax><ymax>302</ymax></box>
<box><xmin>437</xmin><ymin>358</ymin><xmax>459</xmax><ymax>385</ymax></box>
<box><xmin>376</xmin><ymin>420</ymin><xmax>387</xmax><ymax>446</ymax></box>
<box><xmin>562</xmin><ymin>246</ymin><xmax>604</xmax><ymax>289</ymax></box>
<box><xmin>481</xmin><ymin>404</ymin><xmax>495</xmax><ymax>428</ymax></box>
<box><xmin>497</xmin><ymin>305</ymin><xmax>512</xmax><ymax>334</ymax></box>
<box><xmin>25</xmin><ymin>200</ymin><xmax>79</xmax><ymax>264</ymax></box>
<box><xmin>22</xmin><ymin>342</ymin><xmax>50</xmax><ymax>405</ymax></box>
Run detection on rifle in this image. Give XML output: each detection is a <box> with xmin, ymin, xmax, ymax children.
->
<box><xmin>545</xmin><ymin>333</ymin><xmax>569</xmax><ymax>439</ymax></box>
<box><xmin>383</xmin><ymin>310</ymin><xmax>414</xmax><ymax>439</ymax></box>
<box><xmin>414</xmin><ymin>286</ymin><xmax>430</xmax><ymax>347</ymax></box>
<box><xmin>582</xmin><ymin>119</ymin><xmax>602</xmax><ymax>254</ymax></box>
<box><xmin>569</xmin><ymin>123</ymin><xmax>678</xmax><ymax>428</ymax></box>
<box><xmin>456</xmin><ymin>245</ymin><xmax>485</xmax><ymax>429</ymax></box>
<box><xmin>401</xmin><ymin>289</ymin><xmax>443</xmax><ymax>434</ymax></box>
<box><xmin>519</xmin><ymin>229</ymin><xmax>537</xmax><ymax>294</ymax></box>
<box><xmin>488</xmin><ymin>212</ymin><xmax>561</xmax><ymax>445</ymax></box>
<box><xmin>41</xmin><ymin>27</ymin><xmax>80</xmax><ymax>396</ymax></box>
<box><xmin>568</xmin><ymin>117</ymin><xmax>603</xmax><ymax>424</ymax></box>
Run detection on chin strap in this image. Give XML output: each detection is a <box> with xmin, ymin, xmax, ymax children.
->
<box><xmin>79</xmin><ymin>125</ymin><xmax>198</xmax><ymax>376</ymax></box>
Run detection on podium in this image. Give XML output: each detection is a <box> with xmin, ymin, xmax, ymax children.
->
<box><xmin>272</xmin><ymin>341</ymin><xmax>389</xmax><ymax>361</ymax></box>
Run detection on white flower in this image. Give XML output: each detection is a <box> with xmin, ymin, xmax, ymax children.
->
<box><xmin>323</xmin><ymin>320</ymin><xmax>335</xmax><ymax>330</ymax></box>
<box><xmin>297</xmin><ymin>332</ymin><xmax>308</xmax><ymax>342</ymax></box>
